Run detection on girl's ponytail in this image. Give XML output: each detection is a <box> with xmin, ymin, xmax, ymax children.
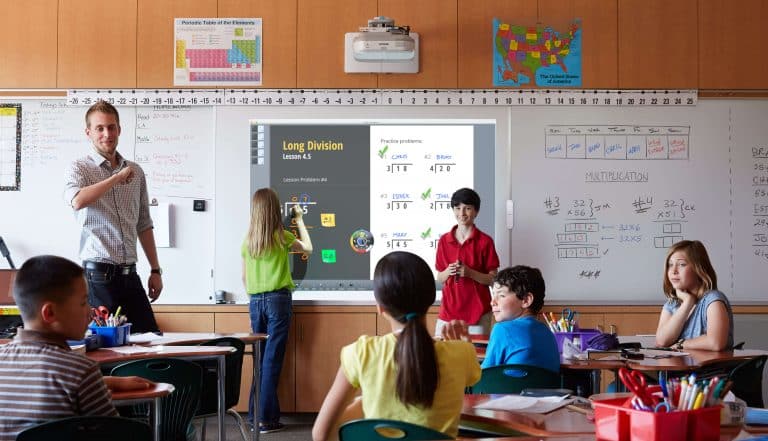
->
<box><xmin>373</xmin><ymin>252</ymin><xmax>440</xmax><ymax>408</ymax></box>
<box><xmin>395</xmin><ymin>312</ymin><xmax>439</xmax><ymax>407</ymax></box>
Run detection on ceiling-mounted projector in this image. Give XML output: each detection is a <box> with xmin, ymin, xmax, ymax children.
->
<box><xmin>345</xmin><ymin>16</ymin><xmax>419</xmax><ymax>73</ymax></box>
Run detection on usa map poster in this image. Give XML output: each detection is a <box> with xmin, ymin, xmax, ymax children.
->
<box><xmin>493</xmin><ymin>18</ymin><xmax>582</xmax><ymax>87</ymax></box>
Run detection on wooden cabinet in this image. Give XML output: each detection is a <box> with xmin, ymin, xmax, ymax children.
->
<box><xmin>0</xmin><ymin>0</ymin><xmax>58</xmax><ymax>88</ymax></box>
<box><xmin>617</xmin><ymin>0</ymin><xmax>698</xmax><ymax>88</ymax></box>
<box><xmin>604</xmin><ymin>312</ymin><xmax>658</xmax><ymax>336</ymax></box>
<box><xmin>57</xmin><ymin>0</ymin><xmax>137</xmax><ymax>88</ymax></box>
<box><xmin>293</xmin><ymin>311</ymin><xmax>377</xmax><ymax>411</ymax></box>
<box><xmin>155</xmin><ymin>312</ymin><xmax>214</xmax><ymax>332</ymax></box>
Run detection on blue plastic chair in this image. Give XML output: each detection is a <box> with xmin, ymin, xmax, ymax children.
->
<box><xmin>339</xmin><ymin>419</ymin><xmax>452</xmax><ymax>441</ymax></box>
<box><xmin>110</xmin><ymin>358</ymin><xmax>202</xmax><ymax>441</ymax></box>
<box><xmin>469</xmin><ymin>364</ymin><xmax>561</xmax><ymax>394</ymax></box>
<box><xmin>16</xmin><ymin>416</ymin><xmax>150</xmax><ymax>441</ymax></box>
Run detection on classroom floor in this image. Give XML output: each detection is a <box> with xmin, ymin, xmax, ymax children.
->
<box><xmin>198</xmin><ymin>413</ymin><xmax>315</xmax><ymax>441</ymax></box>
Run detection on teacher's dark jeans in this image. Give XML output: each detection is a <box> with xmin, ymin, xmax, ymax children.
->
<box><xmin>248</xmin><ymin>289</ymin><xmax>292</xmax><ymax>426</ymax></box>
<box><xmin>85</xmin><ymin>269</ymin><xmax>159</xmax><ymax>333</ymax></box>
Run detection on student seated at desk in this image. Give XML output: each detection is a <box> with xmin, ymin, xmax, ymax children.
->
<box><xmin>312</xmin><ymin>252</ymin><xmax>480</xmax><ymax>441</ymax></box>
<box><xmin>655</xmin><ymin>240</ymin><xmax>734</xmax><ymax>351</ymax></box>
<box><xmin>481</xmin><ymin>266</ymin><xmax>560</xmax><ymax>373</ymax></box>
<box><xmin>0</xmin><ymin>255</ymin><xmax>153</xmax><ymax>441</ymax></box>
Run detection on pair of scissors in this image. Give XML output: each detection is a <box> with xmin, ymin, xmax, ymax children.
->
<box><xmin>618</xmin><ymin>368</ymin><xmax>659</xmax><ymax>407</ymax></box>
<box><xmin>562</xmin><ymin>308</ymin><xmax>575</xmax><ymax>321</ymax></box>
<box><xmin>91</xmin><ymin>305</ymin><xmax>109</xmax><ymax>325</ymax></box>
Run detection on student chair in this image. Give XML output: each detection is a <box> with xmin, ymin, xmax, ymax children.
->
<box><xmin>16</xmin><ymin>416</ymin><xmax>151</xmax><ymax>441</ymax></box>
<box><xmin>339</xmin><ymin>419</ymin><xmax>452</xmax><ymax>441</ymax></box>
<box><xmin>469</xmin><ymin>364</ymin><xmax>561</xmax><ymax>394</ymax></box>
<box><xmin>728</xmin><ymin>355</ymin><xmax>767</xmax><ymax>408</ymax></box>
<box><xmin>110</xmin><ymin>358</ymin><xmax>203</xmax><ymax>441</ymax></box>
<box><xmin>193</xmin><ymin>337</ymin><xmax>248</xmax><ymax>441</ymax></box>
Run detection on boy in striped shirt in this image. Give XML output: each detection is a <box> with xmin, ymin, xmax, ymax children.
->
<box><xmin>0</xmin><ymin>255</ymin><xmax>152</xmax><ymax>440</ymax></box>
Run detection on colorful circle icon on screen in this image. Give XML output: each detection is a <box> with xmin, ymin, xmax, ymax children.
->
<box><xmin>349</xmin><ymin>229</ymin><xmax>374</xmax><ymax>254</ymax></box>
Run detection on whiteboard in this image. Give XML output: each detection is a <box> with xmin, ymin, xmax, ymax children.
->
<box><xmin>1</xmin><ymin>97</ymin><xmax>766</xmax><ymax>304</ymax></box>
<box><xmin>0</xmin><ymin>99</ymin><xmax>214</xmax><ymax>304</ymax></box>
<box><xmin>508</xmin><ymin>100</ymin><xmax>767</xmax><ymax>303</ymax></box>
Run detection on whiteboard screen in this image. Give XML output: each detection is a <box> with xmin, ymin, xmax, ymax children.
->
<box><xmin>249</xmin><ymin>119</ymin><xmax>496</xmax><ymax>290</ymax></box>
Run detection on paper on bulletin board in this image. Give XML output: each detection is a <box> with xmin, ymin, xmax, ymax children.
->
<box><xmin>150</xmin><ymin>202</ymin><xmax>171</xmax><ymax>248</ymax></box>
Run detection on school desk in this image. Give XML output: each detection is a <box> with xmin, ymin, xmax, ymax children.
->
<box><xmin>461</xmin><ymin>395</ymin><xmax>766</xmax><ymax>441</ymax></box>
<box><xmin>111</xmin><ymin>382</ymin><xmax>175</xmax><ymax>441</ymax></box>
<box><xmin>87</xmin><ymin>345</ymin><xmax>233</xmax><ymax>441</ymax></box>
<box><xmin>136</xmin><ymin>332</ymin><xmax>268</xmax><ymax>441</ymax></box>
<box><xmin>461</xmin><ymin>394</ymin><xmax>596</xmax><ymax>437</ymax></box>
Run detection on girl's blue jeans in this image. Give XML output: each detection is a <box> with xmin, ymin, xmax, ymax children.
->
<box><xmin>248</xmin><ymin>289</ymin><xmax>292</xmax><ymax>426</ymax></box>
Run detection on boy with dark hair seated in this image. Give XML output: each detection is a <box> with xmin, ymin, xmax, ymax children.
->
<box><xmin>0</xmin><ymin>255</ymin><xmax>152</xmax><ymax>441</ymax></box>
<box><xmin>482</xmin><ymin>265</ymin><xmax>560</xmax><ymax>373</ymax></box>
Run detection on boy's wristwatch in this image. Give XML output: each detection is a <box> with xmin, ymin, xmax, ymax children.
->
<box><xmin>151</xmin><ymin>267</ymin><xmax>163</xmax><ymax>276</ymax></box>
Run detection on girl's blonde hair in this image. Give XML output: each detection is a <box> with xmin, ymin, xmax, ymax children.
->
<box><xmin>662</xmin><ymin>240</ymin><xmax>717</xmax><ymax>301</ymax></box>
<box><xmin>246</xmin><ymin>188</ymin><xmax>287</xmax><ymax>257</ymax></box>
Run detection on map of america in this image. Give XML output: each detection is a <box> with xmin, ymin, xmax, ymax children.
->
<box><xmin>493</xmin><ymin>18</ymin><xmax>582</xmax><ymax>87</ymax></box>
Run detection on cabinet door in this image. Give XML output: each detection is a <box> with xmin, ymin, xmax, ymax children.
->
<box><xmin>294</xmin><ymin>312</ymin><xmax>377</xmax><ymax>412</ymax></box>
<box><xmin>604</xmin><ymin>312</ymin><xmax>659</xmax><ymax>336</ymax></box>
<box><xmin>155</xmin><ymin>312</ymin><xmax>214</xmax><ymax>332</ymax></box>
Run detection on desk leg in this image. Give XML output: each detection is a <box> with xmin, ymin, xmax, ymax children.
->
<box><xmin>252</xmin><ymin>341</ymin><xmax>261</xmax><ymax>441</ymax></box>
<box><xmin>218</xmin><ymin>354</ymin><xmax>227</xmax><ymax>441</ymax></box>
<box><xmin>152</xmin><ymin>396</ymin><xmax>162</xmax><ymax>441</ymax></box>
<box><xmin>591</xmin><ymin>369</ymin><xmax>602</xmax><ymax>395</ymax></box>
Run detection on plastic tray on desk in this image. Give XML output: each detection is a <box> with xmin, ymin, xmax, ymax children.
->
<box><xmin>592</xmin><ymin>396</ymin><xmax>720</xmax><ymax>441</ymax></box>
<box><xmin>554</xmin><ymin>329</ymin><xmax>601</xmax><ymax>353</ymax></box>
<box><xmin>88</xmin><ymin>323</ymin><xmax>131</xmax><ymax>347</ymax></box>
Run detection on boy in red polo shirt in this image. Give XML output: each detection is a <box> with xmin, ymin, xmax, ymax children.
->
<box><xmin>435</xmin><ymin>188</ymin><xmax>500</xmax><ymax>336</ymax></box>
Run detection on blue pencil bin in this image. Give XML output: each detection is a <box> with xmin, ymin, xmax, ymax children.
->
<box><xmin>88</xmin><ymin>324</ymin><xmax>131</xmax><ymax>347</ymax></box>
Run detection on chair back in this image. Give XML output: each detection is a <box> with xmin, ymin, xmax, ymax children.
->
<box><xmin>196</xmin><ymin>337</ymin><xmax>245</xmax><ymax>414</ymax></box>
<box><xmin>470</xmin><ymin>364</ymin><xmax>561</xmax><ymax>394</ymax></box>
<box><xmin>16</xmin><ymin>416</ymin><xmax>150</xmax><ymax>441</ymax></box>
<box><xmin>338</xmin><ymin>419</ymin><xmax>452</xmax><ymax>441</ymax></box>
<box><xmin>110</xmin><ymin>358</ymin><xmax>203</xmax><ymax>441</ymax></box>
<box><xmin>728</xmin><ymin>355</ymin><xmax>767</xmax><ymax>407</ymax></box>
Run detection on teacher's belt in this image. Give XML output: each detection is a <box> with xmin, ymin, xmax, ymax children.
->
<box><xmin>83</xmin><ymin>261</ymin><xmax>137</xmax><ymax>275</ymax></box>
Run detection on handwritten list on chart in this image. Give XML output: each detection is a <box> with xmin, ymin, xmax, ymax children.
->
<box><xmin>134</xmin><ymin>106</ymin><xmax>214</xmax><ymax>199</ymax></box>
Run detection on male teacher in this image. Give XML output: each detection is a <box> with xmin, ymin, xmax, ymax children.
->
<box><xmin>64</xmin><ymin>100</ymin><xmax>161</xmax><ymax>333</ymax></box>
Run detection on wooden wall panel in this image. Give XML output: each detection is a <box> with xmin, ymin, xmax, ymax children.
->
<box><xmin>457</xmin><ymin>0</ymin><xmax>537</xmax><ymax>88</ymax></box>
<box><xmin>57</xmin><ymin>0</ymin><xmax>137</xmax><ymax>88</ymax></box>
<box><xmin>218</xmin><ymin>0</ymin><xmax>298</xmax><ymax>88</ymax></box>
<box><xmin>699</xmin><ymin>0</ymin><xmax>768</xmax><ymax>90</ymax></box>
<box><xmin>136</xmin><ymin>0</ymin><xmax>217</xmax><ymax>88</ymax></box>
<box><xmin>378</xmin><ymin>0</ymin><xmax>457</xmax><ymax>89</ymax></box>
<box><xmin>618</xmin><ymin>0</ymin><xmax>698</xmax><ymax>89</ymax></box>
<box><xmin>539</xmin><ymin>0</ymin><xmax>618</xmax><ymax>88</ymax></box>
<box><xmin>0</xmin><ymin>0</ymin><xmax>58</xmax><ymax>88</ymax></box>
<box><xmin>154</xmin><ymin>312</ymin><xmax>215</xmax><ymax>332</ymax></box>
<box><xmin>297</xmin><ymin>0</ymin><xmax>377</xmax><ymax>88</ymax></box>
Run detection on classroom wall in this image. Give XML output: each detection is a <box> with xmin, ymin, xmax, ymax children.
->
<box><xmin>1</xmin><ymin>0</ymin><xmax>767</xmax><ymax>90</ymax></box>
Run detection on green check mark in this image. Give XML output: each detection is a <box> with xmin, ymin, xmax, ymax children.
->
<box><xmin>421</xmin><ymin>187</ymin><xmax>432</xmax><ymax>200</ymax></box>
<box><xmin>420</xmin><ymin>227</ymin><xmax>432</xmax><ymax>239</ymax></box>
<box><xmin>377</xmin><ymin>145</ymin><xmax>389</xmax><ymax>158</ymax></box>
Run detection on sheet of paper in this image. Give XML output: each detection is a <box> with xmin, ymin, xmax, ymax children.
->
<box><xmin>128</xmin><ymin>332</ymin><xmax>165</xmax><ymax>343</ymax></box>
<box><xmin>474</xmin><ymin>395</ymin><xmax>575</xmax><ymax>414</ymax></box>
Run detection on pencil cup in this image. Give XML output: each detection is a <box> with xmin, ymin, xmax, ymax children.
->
<box><xmin>554</xmin><ymin>329</ymin><xmax>601</xmax><ymax>353</ymax></box>
<box><xmin>592</xmin><ymin>396</ymin><xmax>720</xmax><ymax>441</ymax></box>
<box><xmin>88</xmin><ymin>323</ymin><xmax>131</xmax><ymax>347</ymax></box>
